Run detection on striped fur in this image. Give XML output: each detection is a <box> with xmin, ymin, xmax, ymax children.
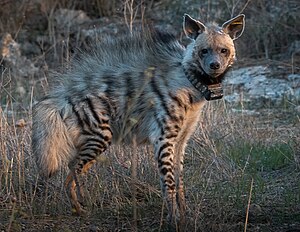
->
<box><xmin>32</xmin><ymin>14</ymin><xmax>245</xmax><ymax>226</ymax></box>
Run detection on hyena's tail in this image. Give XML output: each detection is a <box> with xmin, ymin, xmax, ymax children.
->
<box><xmin>32</xmin><ymin>98</ymin><xmax>74</xmax><ymax>177</ymax></box>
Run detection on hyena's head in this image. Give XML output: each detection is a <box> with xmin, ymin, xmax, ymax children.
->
<box><xmin>183</xmin><ymin>14</ymin><xmax>245</xmax><ymax>81</ymax></box>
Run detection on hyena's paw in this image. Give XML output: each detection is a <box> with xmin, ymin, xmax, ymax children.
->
<box><xmin>65</xmin><ymin>172</ymin><xmax>88</xmax><ymax>216</ymax></box>
<box><xmin>71</xmin><ymin>204</ymin><xmax>88</xmax><ymax>216</ymax></box>
<box><xmin>167</xmin><ymin>207</ymin><xmax>180</xmax><ymax>225</ymax></box>
<box><xmin>69</xmin><ymin>186</ymin><xmax>88</xmax><ymax>216</ymax></box>
<box><xmin>167</xmin><ymin>212</ymin><xmax>179</xmax><ymax>224</ymax></box>
<box><xmin>167</xmin><ymin>208</ymin><xmax>187</xmax><ymax>231</ymax></box>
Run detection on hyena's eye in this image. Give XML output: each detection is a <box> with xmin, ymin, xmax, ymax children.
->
<box><xmin>201</xmin><ymin>49</ymin><xmax>208</xmax><ymax>54</ymax></box>
<box><xmin>221</xmin><ymin>48</ymin><xmax>228</xmax><ymax>53</ymax></box>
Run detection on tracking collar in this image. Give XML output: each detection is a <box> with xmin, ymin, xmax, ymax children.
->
<box><xmin>184</xmin><ymin>67</ymin><xmax>228</xmax><ymax>101</ymax></box>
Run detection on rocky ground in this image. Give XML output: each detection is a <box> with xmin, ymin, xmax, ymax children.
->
<box><xmin>224</xmin><ymin>63</ymin><xmax>300</xmax><ymax>110</ymax></box>
<box><xmin>1</xmin><ymin>7</ymin><xmax>299</xmax><ymax>110</ymax></box>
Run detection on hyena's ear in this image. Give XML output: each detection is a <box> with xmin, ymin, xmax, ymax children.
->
<box><xmin>183</xmin><ymin>14</ymin><xmax>206</xmax><ymax>40</ymax></box>
<box><xmin>222</xmin><ymin>14</ymin><xmax>245</xmax><ymax>40</ymax></box>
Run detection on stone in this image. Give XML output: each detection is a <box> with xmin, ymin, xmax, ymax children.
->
<box><xmin>224</xmin><ymin>65</ymin><xmax>300</xmax><ymax>107</ymax></box>
<box><xmin>0</xmin><ymin>33</ymin><xmax>38</xmax><ymax>78</ymax></box>
<box><xmin>53</xmin><ymin>9</ymin><xmax>91</xmax><ymax>30</ymax></box>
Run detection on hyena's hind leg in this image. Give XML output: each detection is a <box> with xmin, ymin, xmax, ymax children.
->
<box><xmin>65</xmin><ymin>96</ymin><xmax>113</xmax><ymax>215</ymax></box>
<box><xmin>65</xmin><ymin>160</ymin><xmax>97</xmax><ymax>215</ymax></box>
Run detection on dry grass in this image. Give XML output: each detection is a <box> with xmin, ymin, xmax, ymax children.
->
<box><xmin>0</xmin><ymin>89</ymin><xmax>299</xmax><ymax>231</ymax></box>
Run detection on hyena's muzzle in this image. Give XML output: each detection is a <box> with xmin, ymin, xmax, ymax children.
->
<box><xmin>202</xmin><ymin>53</ymin><xmax>229</xmax><ymax>100</ymax></box>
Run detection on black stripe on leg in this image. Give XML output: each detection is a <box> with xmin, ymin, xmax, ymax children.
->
<box><xmin>165</xmin><ymin>133</ymin><xmax>178</xmax><ymax>139</ymax></box>
<box><xmin>158</xmin><ymin>160</ymin><xmax>173</xmax><ymax>169</ymax></box>
<box><xmin>160</xmin><ymin>167</ymin><xmax>170</xmax><ymax>176</ymax></box>
<box><xmin>160</xmin><ymin>151</ymin><xmax>172</xmax><ymax>161</ymax></box>
<box><xmin>85</xmin><ymin>97</ymin><xmax>101</xmax><ymax>124</ymax></box>
<box><xmin>188</xmin><ymin>93</ymin><xmax>194</xmax><ymax>105</ymax></box>
<box><xmin>82</xmin><ymin>142</ymin><xmax>105</xmax><ymax>151</ymax></box>
<box><xmin>79</xmin><ymin>152</ymin><xmax>97</xmax><ymax>161</ymax></box>
<box><xmin>82</xmin><ymin>128</ymin><xmax>111</xmax><ymax>143</ymax></box>
<box><xmin>68</xmin><ymin>98</ymin><xmax>85</xmax><ymax>128</ymax></box>
<box><xmin>81</xmin><ymin>105</ymin><xmax>97</xmax><ymax>127</ymax></box>
<box><xmin>97</xmin><ymin>95</ymin><xmax>113</xmax><ymax>115</ymax></box>
<box><xmin>169</xmin><ymin>93</ymin><xmax>186</xmax><ymax>109</ymax></box>
<box><xmin>163</xmin><ymin>172</ymin><xmax>176</xmax><ymax>190</ymax></box>
<box><xmin>70</xmin><ymin>101</ymin><xmax>94</xmax><ymax>129</ymax></box>
<box><xmin>158</xmin><ymin>142</ymin><xmax>173</xmax><ymax>158</ymax></box>
<box><xmin>83</xmin><ymin>137</ymin><xmax>106</xmax><ymax>145</ymax></box>
<box><xmin>99</xmin><ymin>125</ymin><xmax>113</xmax><ymax>135</ymax></box>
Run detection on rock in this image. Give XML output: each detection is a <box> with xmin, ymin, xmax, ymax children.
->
<box><xmin>20</xmin><ymin>40</ymin><xmax>41</xmax><ymax>57</ymax></box>
<box><xmin>288</xmin><ymin>74</ymin><xmax>300</xmax><ymax>82</ymax></box>
<box><xmin>1</xmin><ymin>33</ymin><xmax>21</xmax><ymax>65</ymax></box>
<box><xmin>16</xmin><ymin>119</ymin><xmax>26</xmax><ymax>128</ymax></box>
<box><xmin>0</xmin><ymin>33</ymin><xmax>39</xmax><ymax>78</ymax></box>
<box><xmin>224</xmin><ymin>65</ymin><xmax>300</xmax><ymax>108</ymax></box>
<box><xmin>53</xmin><ymin>9</ymin><xmax>91</xmax><ymax>30</ymax></box>
<box><xmin>286</xmin><ymin>40</ymin><xmax>300</xmax><ymax>58</ymax></box>
<box><xmin>230</xmin><ymin>109</ymin><xmax>260</xmax><ymax>115</ymax></box>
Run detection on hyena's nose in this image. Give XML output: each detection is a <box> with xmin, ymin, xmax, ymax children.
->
<box><xmin>210</xmin><ymin>62</ymin><xmax>220</xmax><ymax>70</ymax></box>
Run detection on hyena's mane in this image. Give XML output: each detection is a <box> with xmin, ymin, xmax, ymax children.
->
<box><xmin>72</xmin><ymin>28</ymin><xmax>185</xmax><ymax>74</ymax></box>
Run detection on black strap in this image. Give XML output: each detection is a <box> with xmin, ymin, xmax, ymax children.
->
<box><xmin>183</xmin><ymin>66</ymin><xmax>226</xmax><ymax>101</ymax></box>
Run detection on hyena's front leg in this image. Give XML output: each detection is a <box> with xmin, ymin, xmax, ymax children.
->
<box><xmin>175</xmin><ymin>143</ymin><xmax>187</xmax><ymax>226</ymax></box>
<box><xmin>157</xmin><ymin>141</ymin><xmax>187</xmax><ymax>229</ymax></box>
<box><xmin>156</xmin><ymin>138</ymin><xmax>177</xmax><ymax>223</ymax></box>
<box><xmin>155</xmin><ymin>120</ymin><xmax>185</xmax><ymax>225</ymax></box>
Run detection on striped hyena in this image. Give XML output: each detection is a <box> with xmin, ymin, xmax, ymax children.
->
<box><xmin>32</xmin><ymin>14</ymin><xmax>245</xmax><ymax>226</ymax></box>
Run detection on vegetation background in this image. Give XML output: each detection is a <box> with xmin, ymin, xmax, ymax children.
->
<box><xmin>0</xmin><ymin>0</ymin><xmax>299</xmax><ymax>231</ymax></box>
